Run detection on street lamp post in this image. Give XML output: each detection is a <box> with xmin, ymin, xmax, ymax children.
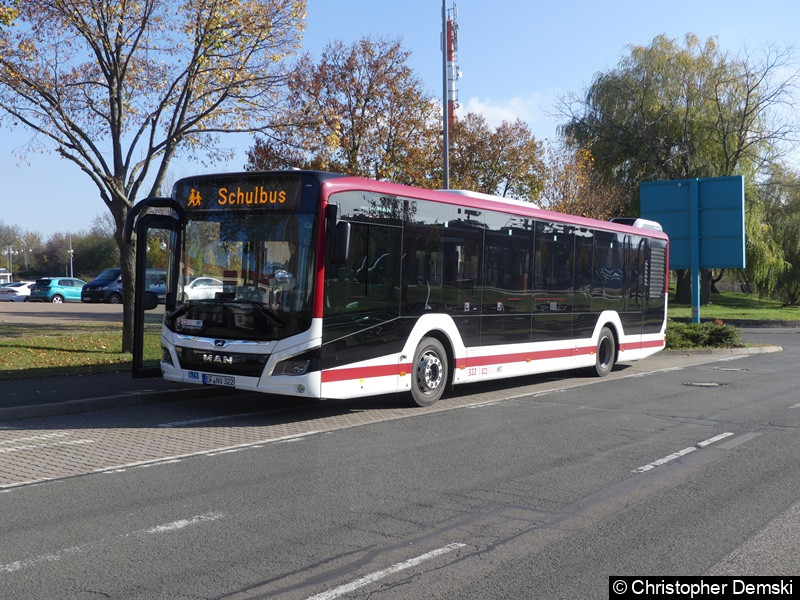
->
<box><xmin>4</xmin><ymin>245</ymin><xmax>15</xmax><ymax>278</ymax></box>
<box><xmin>68</xmin><ymin>236</ymin><xmax>74</xmax><ymax>278</ymax></box>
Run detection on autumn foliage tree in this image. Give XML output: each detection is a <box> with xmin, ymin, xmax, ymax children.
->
<box><xmin>540</xmin><ymin>138</ymin><xmax>625</xmax><ymax>220</ymax></box>
<box><xmin>0</xmin><ymin>0</ymin><xmax>306</xmax><ymax>351</ymax></box>
<box><xmin>247</xmin><ymin>37</ymin><xmax>441</xmax><ymax>186</ymax></box>
<box><xmin>449</xmin><ymin>113</ymin><xmax>546</xmax><ymax>200</ymax></box>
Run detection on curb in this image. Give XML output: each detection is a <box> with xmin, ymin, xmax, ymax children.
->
<box><xmin>665</xmin><ymin>345</ymin><xmax>783</xmax><ymax>356</ymax></box>
<box><xmin>0</xmin><ymin>386</ymin><xmax>238</xmax><ymax>422</ymax></box>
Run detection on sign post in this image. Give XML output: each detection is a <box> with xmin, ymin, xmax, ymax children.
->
<box><xmin>641</xmin><ymin>176</ymin><xmax>745</xmax><ymax>323</ymax></box>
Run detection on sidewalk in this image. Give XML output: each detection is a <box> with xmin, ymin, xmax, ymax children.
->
<box><xmin>0</xmin><ymin>370</ymin><xmax>235</xmax><ymax>422</ymax></box>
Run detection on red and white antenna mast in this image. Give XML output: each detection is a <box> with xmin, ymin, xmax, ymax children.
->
<box><xmin>441</xmin><ymin>2</ymin><xmax>459</xmax><ymax>189</ymax></box>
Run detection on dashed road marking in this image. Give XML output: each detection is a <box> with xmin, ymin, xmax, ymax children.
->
<box><xmin>0</xmin><ymin>511</ymin><xmax>225</xmax><ymax>573</ymax></box>
<box><xmin>633</xmin><ymin>432</ymin><xmax>735</xmax><ymax>473</ymax></box>
<box><xmin>305</xmin><ymin>543</ymin><xmax>467</xmax><ymax>600</ymax></box>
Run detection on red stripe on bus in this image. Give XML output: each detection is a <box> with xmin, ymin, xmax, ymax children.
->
<box><xmin>321</xmin><ymin>363</ymin><xmax>412</xmax><ymax>383</ymax></box>
<box><xmin>619</xmin><ymin>339</ymin><xmax>665</xmax><ymax>351</ymax></box>
<box><xmin>322</xmin><ymin>344</ymin><xmax>604</xmax><ymax>383</ymax></box>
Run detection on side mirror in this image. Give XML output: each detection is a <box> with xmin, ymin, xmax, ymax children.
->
<box><xmin>143</xmin><ymin>290</ymin><xmax>159</xmax><ymax>310</ymax></box>
<box><xmin>326</xmin><ymin>204</ymin><xmax>350</xmax><ymax>265</ymax></box>
<box><xmin>331</xmin><ymin>221</ymin><xmax>350</xmax><ymax>264</ymax></box>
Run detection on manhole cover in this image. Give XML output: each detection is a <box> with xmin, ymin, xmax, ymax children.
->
<box><xmin>683</xmin><ymin>382</ymin><xmax>726</xmax><ymax>388</ymax></box>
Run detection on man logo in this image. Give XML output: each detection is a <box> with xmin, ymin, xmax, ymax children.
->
<box><xmin>214</xmin><ymin>340</ymin><xmax>227</xmax><ymax>347</ymax></box>
<box><xmin>202</xmin><ymin>353</ymin><xmax>233</xmax><ymax>365</ymax></box>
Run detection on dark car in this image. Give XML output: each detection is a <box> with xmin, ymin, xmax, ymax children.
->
<box><xmin>81</xmin><ymin>268</ymin><xmax>123</xmax><ymax>304</ymax></box>
<box><xmin>29</xmin><ymin>277</ymin><xmax>87</xmax><ymax>303</ymax></box>
<box><xmin>81</xmin><ymin>268</ymin><xmax>167</xmax><ymax>304</ymax></box>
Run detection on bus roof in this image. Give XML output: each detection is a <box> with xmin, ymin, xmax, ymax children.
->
<box><xmin>318</xmin><ymin>173</ymin><xmax>669</xmax><ymax>241</ymax></box>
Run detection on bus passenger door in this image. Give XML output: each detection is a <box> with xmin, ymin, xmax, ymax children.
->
<box><xmin>124</xmin><ymin>199</ymin><xmax>185</xmax><ymax>378</ymax></box>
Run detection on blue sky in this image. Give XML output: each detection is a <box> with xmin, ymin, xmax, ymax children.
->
<box><xmin>1</xmin><ymin>0</ymin><xmax>798</xmax><ymax>237</ymax></box>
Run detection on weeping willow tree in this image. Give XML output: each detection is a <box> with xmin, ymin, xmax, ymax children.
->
<box><xmin>561</xmin><ymin>33</ymin><xmax>799</xmax><ymax>303</ymax></box>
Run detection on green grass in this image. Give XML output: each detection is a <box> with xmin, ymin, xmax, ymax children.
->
<box><xmin>0</xmin><ymin>322</ymin><xmax>161</xmax><ymax>379</ymax></box>
<box><xmin>668</xmin><ymin>290</ymin><xmax>800</xmax><ymax>322</ymax></box>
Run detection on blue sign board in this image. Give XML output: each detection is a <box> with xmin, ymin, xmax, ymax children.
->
<box><xmin>640</xmin><ymin>176</ymin><xmax>745</xmax><ymax>269</ymax></box>
<box><xmin>640</xmin><ymin>176</ymin><xmax>745</xmax><ymax>322</ymax></box>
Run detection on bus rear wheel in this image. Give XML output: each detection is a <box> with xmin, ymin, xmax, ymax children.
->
<box><xmin>592</xmin><ymin>326</ymin><xmax>616</xmax><ymax>377</ymax></box>
<box><xmin>410</xmin><ymin>337</ymin><xmax>449</xmax><ymax>407</ymax></box>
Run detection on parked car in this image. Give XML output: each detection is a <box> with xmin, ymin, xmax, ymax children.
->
<box><xmin>81</xmin><ymin>268</ymin><xmax>123</xmax><ymax>304</ymax></box>
<box><xmin>183</xmin><ymin>276</ymin><xmax>224</xmax><ymax>300</ymax></box>
<box><xmin>81</xmin><ymin>268</ymin><xmax>167</xmax><ymax>304</ymax></box>
<box><xmin>0</xmin><ymin>281</ymin><xmax>35</xmax><ymax>302</ymax></box>
<box><xmin>28</xmin><ymin>277</ymin><xmax>87</xmax><ymax>303</ymax></box>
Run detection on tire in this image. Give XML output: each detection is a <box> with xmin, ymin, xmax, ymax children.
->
<box><xmin>410</xmin><ymin>337</ymin><xmax>449</xmax><ymax>407</ymax></box>
<box><xmin>51</xmin><ymin>294</ymin><xmax>64</xmax><ymax>304</ymax></box>
<box><xmin>108</xmin><ymin>293</ymin><xmax>122</xmax><ymax>304</ymax></box>
<box><xmin>592</xmin><ymin>326</ymin><xmax>616</xmax><ymax>377</ymax></box>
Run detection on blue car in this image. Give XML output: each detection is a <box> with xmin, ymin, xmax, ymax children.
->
<box><xmin>28</xmin><ymin>277</ymin><xmax>87</xmax><ymax>303</ymax></box>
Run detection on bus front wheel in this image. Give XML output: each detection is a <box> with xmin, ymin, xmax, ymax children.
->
<box><xmin>592</xmin><ymin>326</ymin><xmax>616</xmax><ymax>377</ymax></box>
<box><xmin>410</xmin><ymin>337</ymin><xmax>449</xmax><ymax>407</ymax></box>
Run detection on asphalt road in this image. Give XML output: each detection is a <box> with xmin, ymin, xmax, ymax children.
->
<box><xmin>0</xmin><ymin>300</ymin><xmax>164</xmax><ymax>324</ymax></box>
<box><xmin>0</xmin><ymin>329</ymin><xmax>797</xmax><ymax>599</ymax></box>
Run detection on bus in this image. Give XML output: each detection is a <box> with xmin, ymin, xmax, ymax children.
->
<box><xmin>125</xmin><ymin>170</ymin><xmax>669</xmax><ymax>406</ymax></box>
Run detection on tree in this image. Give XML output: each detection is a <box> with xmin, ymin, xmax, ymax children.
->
<box><xmin>540</xmin><ymin>137</ymin><xmax>626</xmax><ymax>220</ymax></box>
<box><xmin>0</xmin><ymin>0</ymin><xmax>305</xmax><ymax>351</ymax></box>
<box><xmin>449</xmin><ymin>114</ymin><xmax>546</xmax><ymax>200</ymax></box>
<box><xmin>560</xmin><ymin>33</ymin><xmax>799</xmax><ymax>302</ymax></box>
<box><xmin>247</xmin><ymin>37</ymin><xmax>441</xmax><ymax>186</ymax></box>
<box><xmin>752</xmin><ymin>163</ymin><xmax>800</xmax><ymax>303</ymax></box>
<box><xmin>0</xmin><ymin>1</ymin><xmax>16</xmax><ymax>29</ymax></box>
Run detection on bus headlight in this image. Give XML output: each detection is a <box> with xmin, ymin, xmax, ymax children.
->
<box><xmin>272</xmin><ymin>349</ymin><xmax>319</xmax><ymax>376</ymax></box>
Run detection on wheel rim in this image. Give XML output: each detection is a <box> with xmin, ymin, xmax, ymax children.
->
<box><xmin>416</xmin><ymin>350</ymin><xmax>443</xmax><ymax>395</ymax></box>
<box><xmin>52</xmin><ymin>296</ymin><xmax>63</xmax><ymax>304</ymax></box>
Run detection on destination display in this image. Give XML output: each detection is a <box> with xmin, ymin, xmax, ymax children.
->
<box><xmin>175</xmin><ymin>174</ymin><xmax>305</xmax><ymax>212</ymax></box>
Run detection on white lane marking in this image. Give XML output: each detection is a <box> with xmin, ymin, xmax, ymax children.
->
<box><xmin>157</xmin><ymin>411</ymin><xmax>266</xmax><ymax>427</ymax></box>
<box><xmin>790</xmin><ymin>403</ymin><xmax>800</xmax><ymax>409</ymax></box>
<box><xmin>1</xmin><ymin>477</ymin><xmax>54</xmax><ymax>492</ymax></box>
<box><xmin>0</xmin><ymin>432</ymin><xmax>71</xmax><ymax>445</ymax></box>
<box><xmin>507</xmin><ymin>389</ymin><xmax>566</xmax><ymax>401</ymax></box>
<box><xmin>621</xmin><ymin>366</ymin><xmax>685</xmax><ymax>379</ymax></box>
<box><xmin>0</xmin><ymin>512</ymin><xmax>224</xmax><ymax>573</ymax></box>
<box><xmin>94</xmin><ymin>431</ymin><xmax>320</xmax><ymax>473</ymax></box>
<box><xmin>306</xmin><ymin>543</ymin><xmax>467</xmax><ymax>600</ymax></box>
<box><xmin>633</xmin><ymin>432</ymin><xmax>735</xmax><ymax>473</ymax></box>
<box><xmin>0</xmin><ymin>545</ymin><xmax>85</xmax><ymax>573</ymax></box>
<box><xmin>146</xmin><ymin>512</ymin><xmax>224</xmax><ymax>534</ymax></box>
<box><xmin>0</xmin><ymin>439</ymin><xmax>95</xmax><ymax>455</ymax></box>
<box><xmin>633</xmin><ymin>447</ymin><xmax>696</xmax><ymax>473</ymax></box>
<box><xmin>696</xmin><ymin>432</ymin><xmax>735</xmax><ymax>447</ymax></box>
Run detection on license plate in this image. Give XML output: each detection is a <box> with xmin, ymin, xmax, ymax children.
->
<box><xmin>202</xmin><ymin>374</ymin><xmax>235</xmax><ymax>387</ymax></box>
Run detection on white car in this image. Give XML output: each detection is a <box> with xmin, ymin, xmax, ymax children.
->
<box><xmin>183</xmin><ymin>277</ymin><xmax>224</xmax><ymax>300</ymax></box>
<box><xmin>0</xmin><ymin>281</ymin><xmax>35</xmax><ymax>302</ymax></box>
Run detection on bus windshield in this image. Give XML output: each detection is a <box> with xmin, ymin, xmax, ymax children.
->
<box><xmin>165</xmin><ymin>209</ymin><xmax>317</xmax><ymax>341</ymax></box>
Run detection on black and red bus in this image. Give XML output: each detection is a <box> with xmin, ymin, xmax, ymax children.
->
<box><xmin>126</xmin><ymin>171</ymin><xmax>668</xmax><ymax>406</ymax></box>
